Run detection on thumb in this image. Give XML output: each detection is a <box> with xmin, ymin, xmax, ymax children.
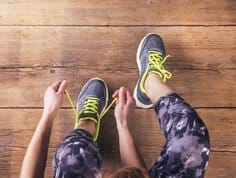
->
<box><xmin>51</xmin><ymin>81</ymin><xmax>61</xmax><ymax>91</ymax></box>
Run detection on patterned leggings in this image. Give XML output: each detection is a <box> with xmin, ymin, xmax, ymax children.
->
<box><xmin>52</xmin><ymin>93</ymin><xmax>210</xmax><ymax>178</ymax></box>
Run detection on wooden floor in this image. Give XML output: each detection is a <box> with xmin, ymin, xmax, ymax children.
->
<box><xmin>0</xmin><ymin>0</ymin><xmax>236</xmax><ymax>177</ymax></box>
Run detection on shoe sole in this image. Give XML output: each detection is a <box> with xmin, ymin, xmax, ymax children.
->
<box><xmin>133</xmin><ymin>33</ymin><xmax>156</xmax><ymax>108</ymax></box>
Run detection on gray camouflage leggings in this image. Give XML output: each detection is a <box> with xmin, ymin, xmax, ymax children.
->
<box><xmin>53</xmin><ymin>93</ymin><xmax>210</xmax><ymax>178</ymax></box>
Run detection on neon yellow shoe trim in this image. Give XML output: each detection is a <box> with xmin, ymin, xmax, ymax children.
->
<box><xmin>140</xmin><ymin>51</ymin><xmax>172</xmax><ymax>93</ymax></box>
<box><xmin>65</xmin><ymin>89</ymin><xmax>117</xmax><ymax>141</ymax></box>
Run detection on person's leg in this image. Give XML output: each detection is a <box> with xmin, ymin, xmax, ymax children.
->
<box><xmin>147</xmin><ymin>74</ymin><xmax>210</xmax><ymax>178</ymax></box>
<box><xmin>77</xmin><ymin>120</ymin><xmax>96</xmax><ymax>136</ymax></box>
<box><xmin>133</xmin><ymin>33</ymin><xmax>210</xmax><ymax>177</ymax></box>
<box><xmin>144</xmin><ymin>73</ymin><xmax>173</xmax><ymax>103</ymax></box>
<box><xmin>52</xmin><ymin>126</ymin><xmax>101</xmax><ymax>178</ymax></box>
<box><xmin>53</xmin><ymin>78</ymin><xmax>108</xmax><ymax>178</ymax></box>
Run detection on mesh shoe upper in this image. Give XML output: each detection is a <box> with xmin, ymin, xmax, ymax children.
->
<box><xmin>134</xmin><ymin>33</ymin><xmax>171</xmax><ymax>108</ymax></box>
<box><xmin>77</xmin><ymin>78</ymin><xmax>108</xmax><ymax>121</ymax></box>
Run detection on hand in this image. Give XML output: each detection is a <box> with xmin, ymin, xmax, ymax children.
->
<box><xmin>43</xmin><ymin>80</ymin><xmax>66</xmax><ymax>119</ymax></box>
<box><xmin>112</xmin><ymin>87</ymin><xmax>136</xmax><ymax>129</ymax></box>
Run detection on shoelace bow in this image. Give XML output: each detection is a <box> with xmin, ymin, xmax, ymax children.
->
<box><xmin>148</xmin><ymin>51</ymin><xmax>172</xmax><ymax>82</ymax></box>
<box><xmin>65</xmin><ymin>90</ymin><xmax>116</xmax><ymax>129</ymax></box>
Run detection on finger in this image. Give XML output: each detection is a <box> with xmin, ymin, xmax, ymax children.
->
<box><xmin>50</xmin><ymin>81</ymin><xmax>61</xmax><ymax>91</ymax></box>
<box><xmin>58</xmin><ymin>80</ymin><xmax>67</xmax><ymax>93</ymax></box>
<box><xmin>112</xmin><ymin>89</ymin><xmax>120</xmax><ymax>98</ymax></box>
<box><xmin>126</xmin><ymin>90</ymin><xmax>135</xmax><ymax>107</ymax></box>
<box><xmin>127</xmin><ymin>90</ymin><xmax>136</xmax><ymax>106</ymax></box>
<box><xmin>118</xmin><ymin>87</ymin><xmax>127</xmax><ymax>106</ymax></box>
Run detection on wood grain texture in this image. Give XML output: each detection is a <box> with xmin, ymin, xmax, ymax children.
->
<box><xmin>1</xmin><ymin>109</ymin><xmax>235</xmax><ymax>151</ymax></box>
<box><xmin>0</xmin><ymin>0</ymin><xmax>235</xmax><ymax>25</ymax></box>
<box><xmin>0</xmin><ymin>26</ymin><xmax>235</xmax><ymax>69</ymax></box>
<box><xmin>0</xmin><ymin>108</ymin><xmax>235</xmax><ymax>177</ymax></box>
<box><xmin>0</xmin><ymin>1</ymin><xmax>235</xmax><ymax>177</ymax></box>
<box><xmin>0</xmin><ymin>26</ymin><xmax>235</xmax><ymax>107</ymax></box>
<box><xmin>0</xmin><ymin>66</ymin><xmax>235</xmax><ymax>108</ymax></box>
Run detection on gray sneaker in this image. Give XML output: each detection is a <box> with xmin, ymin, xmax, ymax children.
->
<box><xmin>77</xmin><ymin>78</ymin><xmax>108</xmax><ymax>141</ymax></box>
<box><xmin>133</xmin><ymin>33</ymin><xmax>172</xmax><ymax>108</ymax></box>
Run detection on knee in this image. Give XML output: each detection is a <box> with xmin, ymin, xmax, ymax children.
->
<box><xmin>53</xmin><ymin>144</ymin><xmax>102</xmax><ymax>178</ymax></box>
<box><xmin>169</xmin><ymin>133</ymin><xmax>210</xmax><ymax>168</ymax></box>
<box><xmin>52</xmin><ymin>130</ymin><xmax>102</xmax><ymax>177</ymax></box>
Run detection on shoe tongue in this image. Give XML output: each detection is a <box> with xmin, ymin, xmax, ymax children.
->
<box><xmin>147</xmin><ymin>64</ymin><xmax>164</xmax><ymax>79</ymax></box>
<box><xmin>79</xmin><ymin>111</ymin><xmax>98</xmax><ymax>121</ymax></box>
<box><xmin>78</xmin><ymin>95</ymin><xmax>99</xmax><ymax>120</ymax></box>
<box><xmin>87</xmin><ymin>94</ymin><xmax>99</xmax><ymax>99</ymax></box>
<box><xmin>149</xmin><ymin>48</ymin><xmax>165</xmax><ymax>59</ymax></box>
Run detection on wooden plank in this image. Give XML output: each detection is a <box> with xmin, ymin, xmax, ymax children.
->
<box><xmin>1</xmin><ymin>147</ymin><xmax>235</xmax><ymax>178</ymax></box>
<box><xmin>0</xmin><ymin>0</ymin><xmax>235</xmax><ymax>25</ymax></box>
<box><xmin>0</xmin><ymin>26</ymin><xmax>235</xmax><ymax>69</ymax></box>
<box><xmin>0</xmin><ymin>108</ymin><xmax>235</xmax><ymax>177</ymax></box>
<box><xmin>0</xmin><ymin>66</ymin><xmax>235</xmax><ymax>107</ymax></box>
<box><xmin>205</xmin><ymin>151</ymin><xmax>236</xmax><ymax>178</ymax></box>
<box><xmin>1</xmin><ymin>109</ymin><xmax>235</xmax><ymax>152</ymax></box>
<box><xmin>0</xmin><ymin>26</ymin><xmax>235</xmax><ymax>107</ymax></box>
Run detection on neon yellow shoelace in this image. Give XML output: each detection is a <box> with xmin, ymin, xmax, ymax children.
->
<box><xmin>140</xmin><ymin>51</ymin><xmax>172</xmax><ymax>93</ymax></box>
<box><xmin>148</xmin><ymin>51</ymin><xmax>172</xmax><ymax>82</ymax></box>
<box><xmin>78</xmin><ymin>97</ymin><xmax>100</xmax><ymax>123</ymax></box>
<box><xmin>64</xmin><ymin>89</ymin><xmax>116</xmax><ymax>141</ymax></box>
<box><xmin>81</xmin><ymin>97</ymin><xmax>99</xmax><ymax>116</ymax></box>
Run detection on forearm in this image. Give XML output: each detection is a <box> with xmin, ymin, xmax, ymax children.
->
<box><xmin>117</xmin><ymin>123</ymin><xmax>147</xmax><ymax>171</ymax></box>
<box><xmin>20</xmin><ymin>113</ymin><xmax>54</xmax><ymax>178</ymax></box>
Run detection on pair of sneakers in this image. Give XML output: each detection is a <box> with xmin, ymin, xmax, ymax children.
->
<box><xmin>76</xmin><ymin>34</ymin><xmax>172</xmax><ymax>141</ymax></box>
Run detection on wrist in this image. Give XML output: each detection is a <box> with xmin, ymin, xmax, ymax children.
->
<box><xmin>42</xmin><ymin>109</ymin><xmax>56</xmax><ymax>120</ymax></box>
<box><xmin>116</xmin><ymin>120</ymin><xmax>129</xmax><ymax>131</ymax></box>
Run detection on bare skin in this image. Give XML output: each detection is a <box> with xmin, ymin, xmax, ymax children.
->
<box><xmin>20</xmin><ymin>80</ymin><xmax>66</xmax><ymax>178</ymax></box>
<box><xmin>145</xmin><ymin>73</ymin><xmax>173</xmax><ymax>103</ymax></box>
<box><xmin>76</xmin><ymin>120</ymin><xmax>96</xmax><ymax>136</ymax></box>
<box><xmin>20</xmin><ymin>73</ymin><xmax>168</xmax><ymax>177</ymax></box>
<box><xmin>75</xmin><ymin>87</ymin><xmax>148</xmax><ymax>171</ymax></box>
<box><xmin>111</xmin><ymin>74</ymin><xmax>173</xmax><ymax>172</ymax></box>
<box><xmin>73</xmin><ymin>86</ymin><xmax>148</xmax><ymax>172</ymax></box>
<box><xmin>113</xmin><ymin>87</ymin><xmax>147</xmax><ymax>171</ymax></box>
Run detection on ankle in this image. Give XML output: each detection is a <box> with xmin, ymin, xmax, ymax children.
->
<box><xmin>144</xmin><ymin>73</ymin><xmax>172</xmax><ymax>104</ymax></box>
<box><xmin>76</xmin><ymin>119</ymin><xmax>96</xmax><ymax>136</ymax></box>
<box><xmin>144</xmin><ymin>73</ymin><xmax>161</xmax><ymax>92</ymax></box>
